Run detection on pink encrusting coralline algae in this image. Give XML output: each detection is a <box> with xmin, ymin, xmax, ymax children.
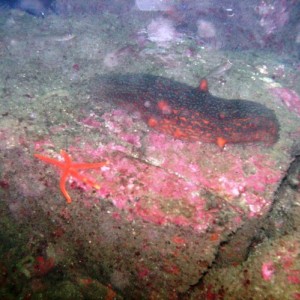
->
<box><xmin>33</xmin><ymin>108</ymin><xmax>282</xmax><ymax>233</ymax></box>
<box><xmin>270</xmin><ymin>87</ymin><xmax>300</xmax><ymax>117</ymax></box>
<box><xmin>261</xmin><ymin>261</ymin><xmax>276</xmax><ymax>281</ymax></box>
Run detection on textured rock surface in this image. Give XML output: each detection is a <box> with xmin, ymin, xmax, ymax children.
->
<box><xmin>0</xmin><ymin>8</ymin><xmax>299</xmax><ymax>299</ymax></box>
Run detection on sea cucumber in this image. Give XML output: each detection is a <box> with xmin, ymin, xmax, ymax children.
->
<box><xmin>96</xmin><ymin>73</ymin><xmax>279</xmax><ymax>147</ymax></box>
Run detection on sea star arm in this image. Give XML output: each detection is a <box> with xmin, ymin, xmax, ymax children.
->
<box><xmin>60</xmin><ymin>150</ymin><xmax>72</xmax><ymax>203</ymax></box>
<box><xmin>34</xmin><ymin>153</ymin><xmax>65</xmax><ymax>168</ymax></box>
<box><xmin>68</xmin><ymin>168</ymin><xmax>102</xmax><ymax>190</ymax></box>
<box><xmin>35</xmin><ymin>153</ymin><xmax>107</xmax><ymax>170</ymax></box>
<box><xmin>60</xmin><ymin>169</ymin><xmax>72</xmax><ymax>203</ymax></box>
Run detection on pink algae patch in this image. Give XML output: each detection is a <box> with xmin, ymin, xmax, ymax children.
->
<box><xmin>63</xmin><ymin>141</ymin><xmax>280</xmax><ymax>229</ymax></box>
<box><xmin>145</xmin><ymin>132</ymin><xmax>282</xmax><ymax>216</ymax></box>
<box><xmin>66</xmin><ymin>130</ymin><xmax>281</xmax><ymax>230</ymax></box>
<box><xmin>96</xmin><ymin>152</ymin><xmax>214</xmax><ymax>231</ymax></box>
<box><xmin>80</xmin><ymin>114</ymin><xmax>103</xmax><ymax>128</ymax></box>
<box><xmin>261</xmin><ymin>261</ymin><xmax>276</xmax><ymax>281</ymax></box>
<box><xmin>270</xmin><ymin>87</ymin><xmax>300</xmax><ymax>117</ymax></box>
<box><xmin>36</xmin><ymin>108</ymin><xmax>283</xmax><ymax>231</ymax></box>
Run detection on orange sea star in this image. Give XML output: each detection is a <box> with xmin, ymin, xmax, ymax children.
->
<box><xmin>34</xmin><ymin>150</ymin><xmax>107</xmax><ymax>203</ymax></box>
